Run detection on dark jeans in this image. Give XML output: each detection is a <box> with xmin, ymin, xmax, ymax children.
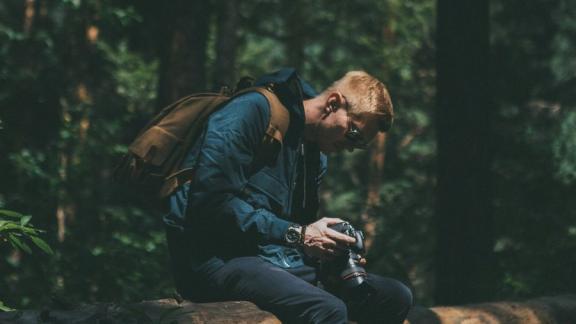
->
<box><xmin>171</xmin><ymin>256</ymin><xmax>412</xmax><ymax>323</ymax></box>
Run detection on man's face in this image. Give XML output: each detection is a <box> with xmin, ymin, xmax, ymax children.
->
<box><xmin>315</xmin><ymin>96</ymin><xmax>380</xmax><ymax>153</ymax></box>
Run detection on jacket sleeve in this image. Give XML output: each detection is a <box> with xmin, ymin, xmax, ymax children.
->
<box><xmin>178</xmin><ymin>92</ymin><xmax>292</xmax><ymax>245</ymax></box>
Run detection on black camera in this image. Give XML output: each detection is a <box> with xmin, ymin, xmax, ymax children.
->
<box><xmin>322</xmin><ymin>222</ymin><xmax>367</xmax><ymax>289</ymax></box>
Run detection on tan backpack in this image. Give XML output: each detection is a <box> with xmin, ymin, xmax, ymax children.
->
<box><xmin>114</xmin><ymin>85</ymin><xmax>290</xmax><ymax>198</ymax></box>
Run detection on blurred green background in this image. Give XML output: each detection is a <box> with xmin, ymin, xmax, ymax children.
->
<box><xmin>1</xmin><ymin>0</ymin><xmax>575</xmax><ymax>310</ymax></box>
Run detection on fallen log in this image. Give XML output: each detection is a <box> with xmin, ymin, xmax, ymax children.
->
<box><xmin>0</xmin><ymin>299</ymin><xmax>280</xmax><ymax>324</ymax></box>
<box><xmin>1</xmin><ymin>295</ymin><xmax>575</xmax><ymax>323</ymax></box>
<box><xmin>406</xmin><ymin>295</ymin><xmax>576</xmax><ymax>324</ymax></box>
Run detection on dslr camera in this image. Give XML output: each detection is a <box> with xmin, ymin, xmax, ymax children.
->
<box><xmin>321</xmin><ymin>222</ymin><xmax>367</xmax><ymax>289</ymax></box>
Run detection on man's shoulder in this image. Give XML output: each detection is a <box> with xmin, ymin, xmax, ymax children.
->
<box><xmin>212</xmin><ymin>91</ymin><xmax>271</xmax><ymax>123</ymax></box>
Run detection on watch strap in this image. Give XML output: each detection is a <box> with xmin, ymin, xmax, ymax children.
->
<box><xmin>299</xmin><ymin>225</ymin><xmax>307</xmax><ymax>247</ymax></box>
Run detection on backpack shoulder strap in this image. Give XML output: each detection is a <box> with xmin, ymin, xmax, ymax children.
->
<box><xmin>228</xmin><ymin>85</ymin><xmax>291</xmax><ymax>168</ymax></box>
<box><xmin>252</xmin><ymin>87</ymin><xmax>290</xmax><ymax>145</ymax></box>
<box><xmin>229</xmin><ymin>85</ymin><xmax>290</xmax><ymax>145</ymax></box>
<box><xmin>161</xmin><ymin>86</ymin><xmax>290</xmax><ymax>196</ymax></box>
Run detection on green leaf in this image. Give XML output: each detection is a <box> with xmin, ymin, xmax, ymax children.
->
<box><xmin>0</xmin><ymin>300</ymin><xmax>15</xmax><ymax>312</ymax></box>
<box><xmin>8</xmin><ymin>234</ymin><xmax>31</xmax><ymax>253</ymax></box>
<box><xmin>30</xmin><ymin>236</ymin><xmax>54</xmax><ymax>255</ymax></box>
<box><xmin>0</xmin><ymin>209</ymin><xmax>23</xmax><ymax>218</ymax></box>
<box><xmin>20</xmin><ymin>226</ymin><xmax>41</xmax><ymax>235</ymax></box>
<box><xmin>1</xmin><ymin>223</ymin><xmax>23</xmax><ymax>231</ymax></box>
<box><xmin>20</xmin><ymin>215</ymin><xmax>32</xmax><ymax>226</ymax></box>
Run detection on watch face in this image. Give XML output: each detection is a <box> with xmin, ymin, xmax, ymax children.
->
<box><xmin>286</xmin><ymin>226</ymin><xmax>301</xmax><ymax>244</ymax></box>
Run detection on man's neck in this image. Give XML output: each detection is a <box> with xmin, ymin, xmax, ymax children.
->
<box><xmin>302</xmin><ymin>97</ymin><xmax>325</xmax><ymax>142</ymax></box>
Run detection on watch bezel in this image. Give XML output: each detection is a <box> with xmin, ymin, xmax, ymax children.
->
<box><xmin>285</xmin><ymin>224</ymin><xmax>302</xmax><ymax>246</ymax></box>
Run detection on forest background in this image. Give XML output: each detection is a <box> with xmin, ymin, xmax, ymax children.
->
<box><xmin>1</xmin><ymin>0</ymin><xmax>575</xmax><ymax>310</ymax></box>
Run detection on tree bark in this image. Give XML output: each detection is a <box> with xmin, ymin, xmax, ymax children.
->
<box><xmin>361</xmin><ymin>132</ymin><xmax>388</xmax><ymax>251</ymax></box>
<box><xmin>407</xmin><ymin>295</ymin><xmax>576</xmax><ymax>324</ymax></box>
<box><xmin>3</xmin><ymin>295</ymin><xmax>575</xmax><ymax>323</ymax></box>
<box><xmin>282</xmin><ymin>0</ymin><xmax>306</xmax><ymax>71</ymax></box>
<box><xmin>213</xmin><ymin>0</ymin><xmax>240</xmax><ymax>90</ymax></box>
<box><xmin>435</xmin><ymin>0</ymin><xmax>495</xmax><ymax>304</ymax></box>
<box><xmin>157</xmin><ymin>0</ymin><xmax>211</xmax><ymax>107</ymax></box>
<box><xmin>0</xmin><ymin>299</ymin><xmax>280</xmax><ymax>324</ymax></box>
<box><xmin>23</xmin><ymin>0</ymin><xmax>35</xmax><ymax>33</ymax></box>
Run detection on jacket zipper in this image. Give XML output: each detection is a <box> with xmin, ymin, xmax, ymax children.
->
<box><xmin>301</xmin><ymin>143</ymin><xmax>307</xmax><ymax>209</ymax></box>
<box><xmin>285</xmin><ymin>141</ymin><xmax>303</xmax><ymax>218</ymax></box>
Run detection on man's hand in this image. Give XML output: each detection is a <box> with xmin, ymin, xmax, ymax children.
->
<box><xmin>302</xmin><ymin>217</ymin><xmax>356</xmax><ymax>261</ymax></box>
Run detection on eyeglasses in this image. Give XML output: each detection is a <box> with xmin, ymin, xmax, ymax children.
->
<box><xmin>345</xmin><ymin>118</ymin><xmax>368</xmax><ymax>149</ymax></box>
<box><xmin>341</xmin><ymin>95</ymin><xmax>368</xmax><ymax>149</ymax></box>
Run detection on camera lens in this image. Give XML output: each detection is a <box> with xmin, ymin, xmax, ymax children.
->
<box><xmin>325</xmin><ymin>222</ymin><xmax>367</xmax><ymax>289</ymax></box>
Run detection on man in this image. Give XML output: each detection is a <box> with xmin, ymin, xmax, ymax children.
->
<box><xmin>164</xmin><ymin>68</ymin><xmax>412</xmax><ymax>323</ymax></box>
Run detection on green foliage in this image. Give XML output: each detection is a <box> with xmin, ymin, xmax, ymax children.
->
<box><xmin>490</xmin><ymin>0</ymin><xmax>576</xmax><ymax>299</ymax></box>
<box><xmin>0</xmin><ymin>0</ymin><xmax>575</xmax><ymax>312</ymax></box>
<box><xmin>0</xmin><ymin>210</ymin><xmax>53</xmax><ymax>255</ymax></box>
<box><xmin>100</xmin><ymin>41</ymin><xmax>158</xmax><ymax>115</ymax></box>
<box><xmin>0</xmin><ymin>0</ymin><xmax>168</xmax><ymax>310</ymax></box>
<box><xmin>553</xmin><ymin>110</ymin><xmax>576</xmax><ymax>184</ymax></box>
<box><xmin>0</xmin><ymin>209</ymin><xmax>52</xmax><ymax>311</ymax></box>
<box><xmin>0</xmin><ymin>300</ymin><xmax>14</xmax><ymax>312</ymax></box>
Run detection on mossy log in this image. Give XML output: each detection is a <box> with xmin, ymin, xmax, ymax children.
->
<box><xmin>1</xmin><ymin>295</ymin><xmax>575</xmax><ymax>323</ymax></box>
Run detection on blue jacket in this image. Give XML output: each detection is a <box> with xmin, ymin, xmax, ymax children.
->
<box><xmin>164</xmin><ymin>68</ymin><xmax>327</xmax><ymax>273</ymax></box>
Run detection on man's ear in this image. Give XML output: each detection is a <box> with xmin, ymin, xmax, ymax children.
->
<box><xmin>324</xmin><ymin>92</ymin><xmax>345</xmax><ymax>114</ymax></box>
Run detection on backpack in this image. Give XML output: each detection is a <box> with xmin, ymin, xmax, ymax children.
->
<box><xmin>114</xmin><ymin>84</ymin><xmax>290</xmax><ymax>198</ymax></box>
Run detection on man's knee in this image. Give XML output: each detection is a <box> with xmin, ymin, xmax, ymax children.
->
<box><xmin>379</xmin><ymin>279</ymin><xmax>413</xmax><ymax>323</ymax></box>
<box><xmin>306</xmin><ymin>295</ymin><xmax>348</xmax><ymax>324</ymax></box>
<box><xmin>391</xmin><ymin>280</ymin><xmax>413</xmax><ymax>314</ymax></box>
<box><xmin>351</xmin><ymin>276</ymin><xmax>413</xmax><ymax>323</ymax></box>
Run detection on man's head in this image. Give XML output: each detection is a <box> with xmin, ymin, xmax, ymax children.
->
<box><xmin>303</xmin><ymin>71</ymin><xmax>394</xmax><ymax>153</ymax></box>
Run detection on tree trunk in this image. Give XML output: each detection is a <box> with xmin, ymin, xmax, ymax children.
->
<box><xmin>23</xmin><ymin>0</ymin><xmax>35</xmax><ymax>33</ymax></box>
<box><xmin>361</xmin><ymin>132</ymin><xmax>388</xmax><ymax>251</ymax></box>
<box><xmin>213</xmin><ymin>0</ymin><xmax>240</xmax><ymax>90</ymax></box>
<box><xmin>55</xmin><ymin>7</ymin><xmax>100</xmax><ymax>242</ymax></box>
<box><xmin>435</xmin><ymin>0</ymin><xmax>495</xmax><ymax>305</ymax></box>
<box><xmin>157</xmin><ymin>0</ymin><xmax>211</xmax><ymax>107</ymax></box>
<box><xmin>282</xmin><ymin>0</ymin><xmax>306</xmax><ymax>71</ymax></box>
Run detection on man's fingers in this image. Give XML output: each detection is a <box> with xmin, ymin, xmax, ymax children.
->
<box><xmin>326</xmin><ymin>228</ymin><xmax>356</xmax><ymax>244</ymax></box>
<box><xmin>320</xmin><ymin>237</ymin><xmax>338</xmax><ymax>249</ymax></box>
<box><xmin>322</xmin><ymin>217</ymin><xmax>346</xmax><ymax>225</ymax></box>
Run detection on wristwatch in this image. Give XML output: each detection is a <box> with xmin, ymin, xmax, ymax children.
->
<box><xmin>285</xmin><ymin>224</ymin><xmax>303</xmax><ymax>247</ymax></box>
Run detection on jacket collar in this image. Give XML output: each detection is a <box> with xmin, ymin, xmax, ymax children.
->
<box><xmin>255</xmin><ymin>68</ymin><xmax>318</xmax><ymax>137</ymax></box>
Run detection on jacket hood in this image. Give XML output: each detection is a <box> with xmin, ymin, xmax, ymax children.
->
<box><xmin>254</xmin><ymin>68</ymin><xmax>318</xmax><ymax>99</ymax></box>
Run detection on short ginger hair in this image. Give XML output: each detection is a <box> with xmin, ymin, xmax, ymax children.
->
<box><xmin>323</xmin><ymin>71</ymin><xmax>394</xmax><ymax>132</ymax></box>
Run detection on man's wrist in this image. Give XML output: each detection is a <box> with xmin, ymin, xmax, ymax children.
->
<box><xmin>299</xmin><ymin>225</ymin><xmax>307</xmax><ymax>247</ymax></box>
<box><xmin>284</xmin><ymin>223</ymin><xmax>304</xmax><ymax>247</ymax></box>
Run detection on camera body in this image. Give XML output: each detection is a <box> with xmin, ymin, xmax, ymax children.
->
<box><xmin>322</xmin><ymin>222</ymin><xmax>367</xmax><ymax>289</ymax></box>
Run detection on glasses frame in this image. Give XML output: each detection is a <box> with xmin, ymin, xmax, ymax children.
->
<box><xmin>341</xmin><ymin>95</ymin><xmax>369</xmax><ymax>149</ymax></box>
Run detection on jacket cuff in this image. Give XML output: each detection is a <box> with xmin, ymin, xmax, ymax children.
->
<box><xmin>268</xmin><ymin>217</ymin><xmax>292</xmax><ymax>243</ymax></box>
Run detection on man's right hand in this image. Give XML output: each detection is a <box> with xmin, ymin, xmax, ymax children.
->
<box><xmin>301</xmin><ymin>217</ymin><xmax>356</xmax><ymax>261</ymax></box>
